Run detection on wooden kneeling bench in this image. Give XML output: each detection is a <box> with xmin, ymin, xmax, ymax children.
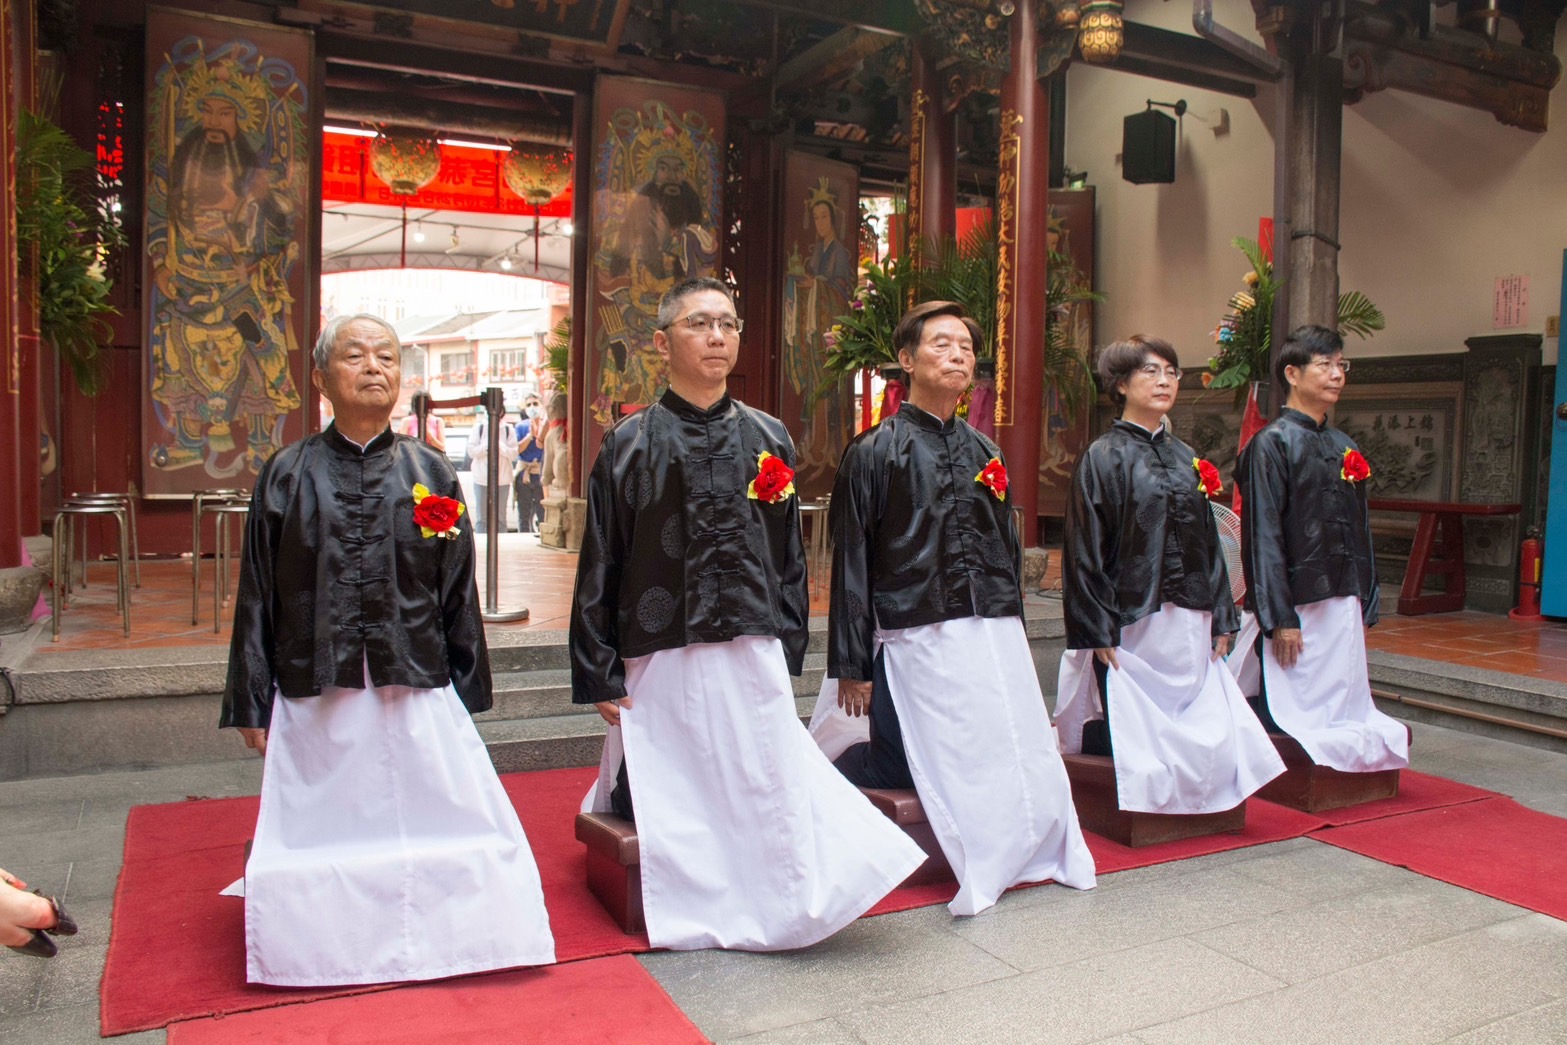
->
<box><xmin>576</xmin><ymin>787</ymin><xmax>957</xmax><ymax>934</ymax></box>
<box><xmin>858</xmin><ymin>788</ymin><xmax>956</xmax><ymax>886</ymax></box>
<box><xmin>1254</xmin><ymin>729</ymin><xmax>1406</xmax><ymax>813</ymax></box>
<box><xmin>1061</xmin><ymin>753</ymin><xmax>1247</xmax><ymax>848</ymax></box>
<box><xmin>575</xmin><ymin>812</ymin><xmax>645</xmax><ymax>934</ymax></box>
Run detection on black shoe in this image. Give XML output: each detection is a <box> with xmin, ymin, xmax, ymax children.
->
<box><xmin>1080</xmin><ymin>718</ymin><xmax>1114</xmax><ymax>757</ymax></box>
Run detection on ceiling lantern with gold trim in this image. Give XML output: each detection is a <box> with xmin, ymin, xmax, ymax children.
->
<box><xmin>368</xmin><ymin>129</ymin><xmax>443</xmax><ymax>196</ymax></box>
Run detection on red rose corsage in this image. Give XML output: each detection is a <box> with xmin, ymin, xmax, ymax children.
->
<box><xmin>748</xmin><ymin>451</ymin><xmax>796</xmax><ymax>504</ymax></box>
<box><xmin>412</xmin><ymin>482</ymin><xmax>465</xmax><ymax>539</ymax></box>
<box><xmin>975</xmin><ymin>456</ymin><xmax>1008</xmax><ymax>501</ymax></box>
<box><xmin>1192</xmin><ymin>457</ymin><xmax>1223</xmax><ymax>497</ymax></box>
<box><xmin>1340</xmin><ymin>448</ymin><xmax>1371</xmax><ymax>484</ymax></box>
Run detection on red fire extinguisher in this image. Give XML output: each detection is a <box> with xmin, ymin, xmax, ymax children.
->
<box><xmin>1510</xmin><ymin>526</ymin><xmax>1545</xmax><ymax>622</ymax></box>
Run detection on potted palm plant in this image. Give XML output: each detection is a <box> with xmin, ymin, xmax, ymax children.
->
<box><xmin>16</xmin><ymin>107</ymin><xmax>126</xmax><ymax>396</ymax></box>
<box><xmin>1206</xmin><ymin>236</ymin><xmax>1384</xmax><ymax>403</ymax></box>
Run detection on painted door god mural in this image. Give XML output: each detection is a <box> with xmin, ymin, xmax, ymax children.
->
<box><xmin>589</xmin><ymin>79</ymin><xmax>723</xmax><ymax>424</ymax></box>
<box><xmin>143</xmin><ymin>12</ymin><xmax>311</xmax><ymax>492</ymax></box>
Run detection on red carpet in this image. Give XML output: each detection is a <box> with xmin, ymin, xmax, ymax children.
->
<box><xmin>165</xmin><ymin>954</ymin><xmax>707</xmax><ymax>1044</ymax></box>
<box><xmin>1311</xmin><ymin>797</ymin><xmax>1567</xmax><ymax>921</ymax></box>
<box><xmin>97</xmin><ymin>763</ymin><xmax>1517</xmax><ymax>1036</ymax></box>
<box><xmin>1301</xmin><ymin>769</ymin><xmax>1499</xmax><ymax>826</ymax></box>
<box><xmin>101</xmin><ymin>767</ymin><xmax>640</xmax><ymax>1036</ymax></box>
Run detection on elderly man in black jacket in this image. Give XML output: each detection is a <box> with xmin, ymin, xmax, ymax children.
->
<box><xmin>221</xmin><ymin>313</ymin><xmax>554</xmax><ymax>987</ymax></box>
<box><xmin>1234</xmin><ymin>324</ymin><xmax>1408</xmax><ymax>773</ymax></box>
<box><xmin>570</xmin><ymin>277</ymin><xmax>921</xmax><ymax>952</ymax></box>
<box><xmin>810</xmin><ymin>300</ymin><xmax>1095</xmax><ymax>917</ymax></box>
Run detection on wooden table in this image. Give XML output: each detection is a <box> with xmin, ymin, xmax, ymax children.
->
<box><xmin>1370</xmin><ymin>498</ymin><xmax>1521</xmax><ymax>615</ymax></box>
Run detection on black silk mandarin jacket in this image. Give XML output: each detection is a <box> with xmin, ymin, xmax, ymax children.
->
<box><xmin>1062</xmin><ymin>420</ymin><xmax>1240</xmax><ymax>650</ymax></box>
<box><xmin>569</xmin><ymin>390</ymin><xmax>809</xmax><ymax>705</ymax></box>
<box><xmin>827</xmin><ymin>403</ymin><xmax>1023</xmax><ymax>683</ymax></box>
<box><xmin>220</xmin><ymin>425</ymin><xmax>492</xmax><ymax>730</ymax></box>
<box><xmin>1235</xmin><ymin>408</ymin><xmax>1380</xmax><ymax>635</ymax></box>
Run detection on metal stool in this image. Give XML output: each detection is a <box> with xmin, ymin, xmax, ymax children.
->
<box><xmin>202</xmin><ymin>501</ymin><xmax>251</xmax><ymax>632</ymax></box>
<box><xmin>191</xmin><ymin>489</ymin><xmax>246</xmax><ymax>625</ymax></box>
<box><xmin>65</xmin><ymin>492</ymin><xmax>141</xmax><ymax>587</ymax></box>
<box><xmin>799</xmin><ymin>499</ymin><xmax>833</xmax><ymax>599</ymax></box>
<box><xmin>51</xmin><ymin>502</ymin><xmax>130</xmax><ymax>641</ymax></box>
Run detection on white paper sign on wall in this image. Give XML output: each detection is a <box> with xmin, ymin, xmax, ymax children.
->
<box><xmin>1493</xmin><ymin>274</ymin><xmax>1529</xmax><ymax>329</ymax></box>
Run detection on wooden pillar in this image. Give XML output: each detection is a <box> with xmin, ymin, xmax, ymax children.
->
<box><xmin>993</xmin><ymin>1</ymin><xmax>1049</xmax><ymax>546</ymax></box>
<box><xmin>1283</xmin><ymin>55</ymin><xmax>1343</xmax><ymax>335</ymax></box>
<box><xmin>907</xmin><ymin>39</ymin><xmax>956</xmax><ymax>258</ymax></box>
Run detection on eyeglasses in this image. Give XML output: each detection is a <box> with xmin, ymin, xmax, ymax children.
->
<box><xmin>668</xmin><ymin>314</ymin><xmax>744</xmax><ymax>337</ymax></box>
<box><xmin>1308</xmin><ymin>359</ymin><xmax>1352</xmax><ymax>373</ymax></box>
<box><xmin>1136</xmin><ymin>363</ymin><xmax>1183</xmax><ymax>380</ymax></box>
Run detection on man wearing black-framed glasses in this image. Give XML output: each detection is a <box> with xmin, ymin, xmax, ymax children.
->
<box><xmin>1233</xmin><ymin>324</ymin><xmax>1408</xmax><ymax>775</ymax></box>
<box><xmin>570</xmin><ymin>277</ymin><xmax>922</xmax><ymax>952</ymax></box>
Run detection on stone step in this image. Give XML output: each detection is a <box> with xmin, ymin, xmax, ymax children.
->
<box><xmin>0</xmin><ymin>607</ymin><xmax>1070</xmax><ymax>780</ymax></box>
<box><xmin>477</xmin><ymin>696</ymin><xmax>820</xmax><ymax>775</ymax></box>
<box><xmin>480</xmin><ymin>656</ymin><xmax>831</xmax><ymax>722</ymax></box>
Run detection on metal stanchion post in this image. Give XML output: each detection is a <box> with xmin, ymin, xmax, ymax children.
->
<box><xmin>480</xmin><ymin>386</ymin><xmax>529</xmax><ymax>623</ymax></box>
<box><xmin>411</xmin><ymin>390</ymin><xmax>431</xmax><ymax>443</ymax></box>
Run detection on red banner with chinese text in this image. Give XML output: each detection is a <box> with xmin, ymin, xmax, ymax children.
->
<box><xmin>321</xmin><ymin>132</ymin><xmax>574</xmax><ymax>217</ymax></box>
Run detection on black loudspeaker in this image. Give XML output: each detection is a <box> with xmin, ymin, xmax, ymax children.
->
<box><xmin>1122</xmin><ymin>109</ymin><xmax>1176</xmax><ymax>184</ymax></box>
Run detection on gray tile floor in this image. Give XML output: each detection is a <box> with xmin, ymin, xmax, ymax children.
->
<box><xmin>2</xmin><ymin>721</ymin><xmax>1565</xmax><ymax>1043</ymax></box>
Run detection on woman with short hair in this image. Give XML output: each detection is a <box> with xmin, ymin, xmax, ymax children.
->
<box><xmin>1055</xmin><ymin>335</ymin><xmax>1284</xmax><ymax>815</ymax></box>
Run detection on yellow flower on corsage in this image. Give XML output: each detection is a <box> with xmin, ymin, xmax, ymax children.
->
<box><xmin>412</xmin><ymin>482</ymin><xmax>465</xmax><ymax>539</ymax></box>
<box><xmin>747</xmin><ymin>451</ymin><xmax>797</xmax><ymax>504</ymax></box>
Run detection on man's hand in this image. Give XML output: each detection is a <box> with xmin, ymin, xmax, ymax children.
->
<box><xmin>238</xmin><ymin>727</ymin><xmax>268</xmax><ymax>757</ymax></box>
<box><xmin>837</xmin><ymin>679</ymin><xmax>873</xmax><ymax>718</ymax></box>
<box><xmin>595</xmin><ymin>697</ymin><xmax>633</xmax><ymax>726</ymax></box>
<box><xmin>1093</xmin><ymin>647</ymin><xmax>1120</xmax><ymax>670</ymax></box>
<box><xmin>1212</xmin><ymin>634</ymin><xmax>1234</xmax><ymax>660</ymax></box>
<box><xmin>1271</xmin><ymin>628</ymin><xmax>1304</xmax><ymax>669</ymax></box>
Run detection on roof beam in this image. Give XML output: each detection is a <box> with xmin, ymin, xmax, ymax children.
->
<box><xmin>775</xmin><ymin>25</ymin><xmax>900</xmax><ymax>94</ymax></box>
<box><xmin>726</xmin><ymin>0</ymin><xmax>912</xmax><ymax>35</ymax></box>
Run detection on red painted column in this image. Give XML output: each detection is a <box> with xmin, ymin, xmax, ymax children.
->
<box><xmin>993</xmin><ymin>2</ymin><xmax>1049</xmax><ymax>547</ymax></box>
<box><xmin>906</xmin><ymin>39</ymin><xmax>956</xmax><ymax>259</ymax></box>
<box><xmin>0</xmin><ymin>0</ymin><xmax>23</xmax><ymax>569</ymax></box>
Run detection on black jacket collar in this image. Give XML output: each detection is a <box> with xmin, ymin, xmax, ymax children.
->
<box><xmin>324</xmin><ymin>422</ymin><xmax>395</xmax><ymax>456</ymax></box>
<box><xmin>897</xmin><ymin>401</ymin><xmax>959</xmax><ymax>434</ymax></box>
<box><xmin>660</xmin><ymin>388</ymin><xmax>733</xmax><ymax>420</ymax></box>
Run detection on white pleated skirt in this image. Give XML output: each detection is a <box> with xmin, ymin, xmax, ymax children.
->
<box><xmin>583</xmin><ymin>636</ymin><xmax>925</xmax><ymax>952</ymax></box>
<box><xmin>1258</xmin><ymin>596</ymin><xmax>1410</xmax><ymax>772</ymax></box>
<box><xmin>811</xmin><ymin>615</ymin><xmax>1097</xmax><ymax>916</ymax></box>
<box><xmin>1055</xmin><ymin>604</ymin><xmax>1286</xmax><ymax>814</ymax></box>
<box><xmin>235</xmin><ymin>675</ymin><xmax>556</xmax><ymax>986</ymax></box>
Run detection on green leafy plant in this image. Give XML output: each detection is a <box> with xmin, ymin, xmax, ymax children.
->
<box><xmin>16</xmin><ymin>108</ymin><xmax>126</xmax><ymax>396</ymax></box>
<box><xmin>927</xmin><ymin>217</ymin><xmax>1102</xmax><ymax>423</ymax></box>
<box><xmin>541</xmin><ymin>313</ymin><xmax>571</xmax><ymax>391</ymax></box>
<box><xmin>822</xmin><ymin>219</ymin><xmax>1105</xmax><ymax>424</ymax></box>
<box><xmin>821</xmin><ymin>253</ymin><xmax>921</xmax><ymax>375</ymax></box>
<box><xmin>1207</xmin><ymin>236</ymin><xmax>1384</xmax><ymax>399</ymax></box>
